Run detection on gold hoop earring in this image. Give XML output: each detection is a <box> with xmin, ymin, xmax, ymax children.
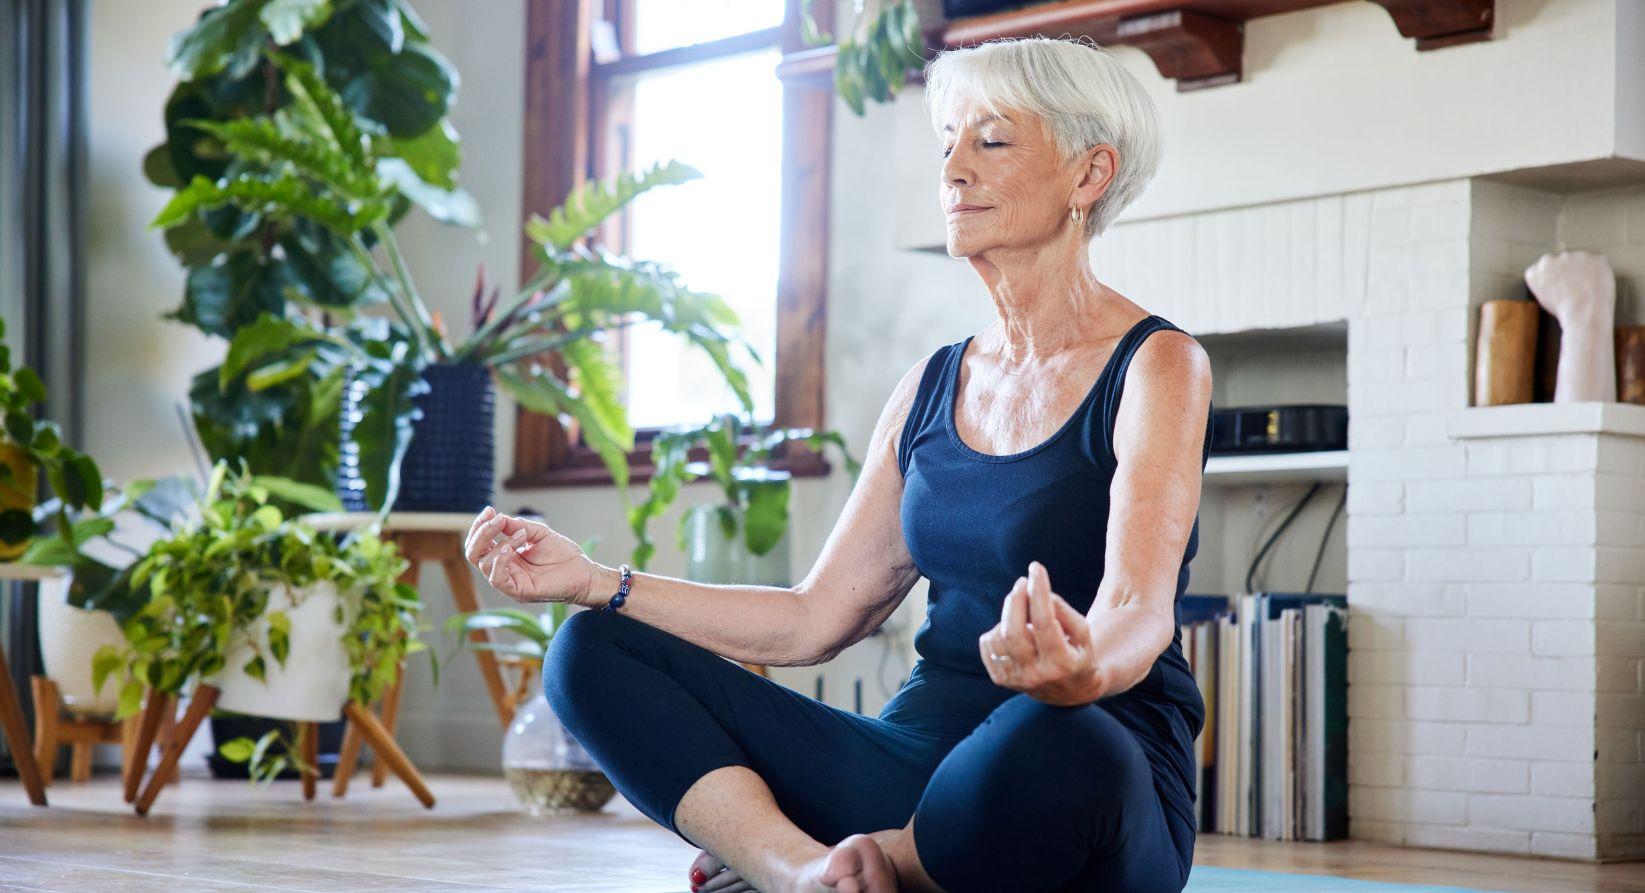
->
<box><xmin>1070</xmin><ymin>205</ymin><xmax>1084</xmax><ymax>226</ymax></box>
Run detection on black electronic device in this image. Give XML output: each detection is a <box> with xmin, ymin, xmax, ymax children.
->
<box><xmin>1209</xmin><ymin>404</ymin><xmax>1347</xmax><ymax>455</ymax></box>
<box><xmin>942</xmin><ymin>0</ymin><xmax>1033</xmax><ymax>16</ymax></box>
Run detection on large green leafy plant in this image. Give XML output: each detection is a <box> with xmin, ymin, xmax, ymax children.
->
<box><xmin>151</xmin><ymin>4</ymin><xmax>762</xmax><ymax>514</ymax></box>
<box><xmin>625</xmin><ymin>413</ymin><xmax>862</xmax><ymax>571</ymax></box>
<box><xmin>90</xmin><ymin>459</ymin><xmax>430</xmax><ymax>722</ymax></box>
<box><xmin>147</xmin><ymin>0</ymin><xmax>475</xmax><ymax>498</ymax></box>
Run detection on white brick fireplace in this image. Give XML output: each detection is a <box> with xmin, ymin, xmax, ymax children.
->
<box><xmin>1089</xmin><ymin>177</ymin><xmax>1645</xmax><ymax>860</ymax></box>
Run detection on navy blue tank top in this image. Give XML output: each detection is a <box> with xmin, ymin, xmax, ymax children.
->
<box><xmin>894</xmin><ymin>313</ymin><xmax>1212</xmax><ymax>826</ymax></box>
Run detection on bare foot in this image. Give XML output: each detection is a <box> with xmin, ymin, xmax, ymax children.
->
<box><xmin>789</xmin><ymin>833</ymin><xmax>898</xmax><ymax>893</ymax></box>
<box><xmin>690</xmin><ymin>848</ymin><xmax>756</xmax><ymax>892</ymax></box>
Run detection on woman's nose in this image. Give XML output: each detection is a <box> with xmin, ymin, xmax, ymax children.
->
<box><xmin>942</xmin><ymin>144</ymin><xmax>973</xmax><ymax>187</ymax></box>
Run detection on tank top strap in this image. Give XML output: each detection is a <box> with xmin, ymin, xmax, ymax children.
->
<box><xmin>897</xmin><ymin>341</ymin><xmax>960</xmax><ymax>478</ymax></box>
<box><xmin>1093</xmin><ymin>315</ymin><xmax>1190</xmax><ymax>470</ymax></box>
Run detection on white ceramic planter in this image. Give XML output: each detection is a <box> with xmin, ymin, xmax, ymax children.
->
<box><xmin>36</xmin><ymin>573</ymin><xmax>126</xmax><ymax>716</ymax></box>
<box><xmin>205</xmin><ymin>580</ymin><xmax>352</xmax><ymax>723</ymax></box>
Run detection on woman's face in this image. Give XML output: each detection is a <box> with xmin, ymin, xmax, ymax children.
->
<box><xmin>937</xmin><ymin>97</ymin><xmax>1112</xmax><ymax>259</ymax></box>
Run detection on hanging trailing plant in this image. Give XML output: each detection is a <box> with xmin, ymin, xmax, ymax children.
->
<box><xmin>802</xmin><ymin>0</ymin><xmax>933</xmax><ymax>116</ymax></box>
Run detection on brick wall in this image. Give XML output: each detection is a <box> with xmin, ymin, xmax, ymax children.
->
<box><xmin>1097</xmin><ymin>176</ymin><xmax>1645</xmax><ymax>859</ymax></box>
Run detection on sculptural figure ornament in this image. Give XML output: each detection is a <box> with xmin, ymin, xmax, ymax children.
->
<box><xmin>1524</xmin><ymin>249</ymin><xmax>1617</xmax><ymax>403</ymax></box>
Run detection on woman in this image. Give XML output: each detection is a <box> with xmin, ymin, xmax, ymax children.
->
<box><xmin>465</xmin><ymin>36</ymin><xmax>1212</xmax><ymax>893</ymax></box>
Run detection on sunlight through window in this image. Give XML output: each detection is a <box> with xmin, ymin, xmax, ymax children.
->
<box><xmin>615</xmin><ymin>15</ymin><xmax>783</xmax><ymax>431</ymax></box>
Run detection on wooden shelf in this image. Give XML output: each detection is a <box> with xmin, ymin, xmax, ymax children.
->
<box><xmin>779</xmin><ymin>0</ymin><xmax>1495</xmax><ymax>92</ymax></box>
<box><xmin>1205</xmin><ymin>449</ymin><xmax>1348</xmax><ymax>485</ymax></box>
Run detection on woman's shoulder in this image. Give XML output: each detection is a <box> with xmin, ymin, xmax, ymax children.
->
<box><xmin>1124</xmin><ymin>323</ymin><xmax>1211</xmax><ymax>389</ymax></box>
<box><xmin>886</xmin><ymin>338</ymin><xmax>967</xmax><ymax>475</ymax></box>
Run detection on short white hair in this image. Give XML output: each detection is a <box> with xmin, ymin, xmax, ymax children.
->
<box><xmin>922</xmin><ymin>36</ymin><xmax>1162</xmax><ymax>240</ymax></box>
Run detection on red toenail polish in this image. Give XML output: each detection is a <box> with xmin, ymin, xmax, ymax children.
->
<box><xmin>691</xmin><ymin>867</ymin><xmax>707</xmax><ymax>884</ymax></box>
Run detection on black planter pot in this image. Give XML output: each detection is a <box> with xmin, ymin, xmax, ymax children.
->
<box><xmin>337</xmin><ymin>360</ymin><xmax>496</xmax><ymax>513</ymax></box>
<box><xmin>206</xmin><ymin>713</ymin><xmax>346</xmax><ymax>780</ymax></box>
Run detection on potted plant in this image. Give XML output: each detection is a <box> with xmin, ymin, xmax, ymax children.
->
<box><xmin>0</xmin><ymin>312</ymin><xmax>109</xmax><ymax>563</ymax></box>
<box><xmin>90</xmin><ymin>458</ymin><xmax>432</xmax><ymax>784</ymax></box>
<box><xmin>144</xmin><ymin>0</ymin><xmax>477</xmax><ymax>501</ymax></box>
<box><xmin>24</xmin><ymin>474</ymin><xmax>194</xmax><ymax>719</ymax></box>
<box><xmin>148</xmin><ymin>7</ymin><xmax>763</xmax><ymax>516</ymax></box>
<box><xmin>802</xmin><ymin>0</ymin><xmax>935</xmax><ymax>116</ymax></box>
<box><xmin>625</xmin><ymin>412</ymin><xmax>862</xmax><ymax>582</ymax></box>
<box><xmin>442</xmin><ymin>600</ymin><xmax>617</xmax><ymax>815</ymax></box>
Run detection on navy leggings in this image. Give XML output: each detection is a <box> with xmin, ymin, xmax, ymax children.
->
<box><xmin>542</xmin><ymin>607</ymin><xmax>1194</xmax><ymax>893</ymax></box>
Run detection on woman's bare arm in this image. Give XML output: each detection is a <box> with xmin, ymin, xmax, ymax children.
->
<box><xmin>574</xmin><ymin>354</ymin><xmax>932</xmax><ymax>667</ymax></box>
<box><xmin>787</xmin><ymin>355</ymin><xmax>931</xmax><ymax>663</ymax></box>
<box><xmin>1083</xmin><ymin>330</ymin><xmax>1213</xmax><ymax>696</ymax></box>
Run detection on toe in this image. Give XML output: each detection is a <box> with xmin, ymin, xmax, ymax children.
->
<box><xmin>690</xmin><ymin>849</ymin><xmax>724</xmax><ymax>886</ymax></box>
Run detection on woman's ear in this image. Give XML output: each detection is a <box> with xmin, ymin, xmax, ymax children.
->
<box><xmin>1073</xmin><ymin>144</ymin><xmax>1118</xmax><ymax>209</ymax></box>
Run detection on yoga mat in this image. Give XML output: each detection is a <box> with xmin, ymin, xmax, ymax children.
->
<box><xmin>659</xmin><ymin>866</ymin><xmax>1513</xmax><ymax>892</ymax></box>
<box><xmin>1187</xmin><ymin>866</ymin><xmax>1512</xmax><ymax>892</ymax></box>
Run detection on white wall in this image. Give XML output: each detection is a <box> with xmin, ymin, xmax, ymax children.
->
<box><xmin>897</xmin><ymin>0</ymin><xmax>1634</xmax><ymax>250</ymax></box>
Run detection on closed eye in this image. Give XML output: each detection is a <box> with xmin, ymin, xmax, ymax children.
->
<box><xmin>941</xmin><ymin>140</ymin><xmax>1008</xmax><ymax>159</ymax></box>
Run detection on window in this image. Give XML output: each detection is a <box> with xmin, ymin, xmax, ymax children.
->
<box><xmin>508</xmin><ymin>0</ymin><xmax>834</xmax><ymax>489</ymax></box>
<box><xmin>600</xmin><ymin>20</ymin><xmax>783</xmax><ymax>430</ymax></box>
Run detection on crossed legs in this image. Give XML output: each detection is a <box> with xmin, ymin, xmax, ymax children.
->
<box><xmin>543</xmin><ymin>608</ymin><xmax>1191</xmax><ymax>893</ymax></box>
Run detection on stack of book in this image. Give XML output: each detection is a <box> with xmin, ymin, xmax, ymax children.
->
<box><xmin>1179</xmin><ymin>592</ymin><xmax>1348</xmax><ymax>841</ymax></box>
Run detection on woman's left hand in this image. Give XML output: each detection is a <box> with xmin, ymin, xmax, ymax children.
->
<box><xmin>979</xmin><ymin>560</ymin><xmax>1108</xmax><ymax>706</ymax></box>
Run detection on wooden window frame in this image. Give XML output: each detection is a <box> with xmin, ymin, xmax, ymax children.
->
<box><xmin>506</xmin><ymin>0</ymin><xmax>836</xmax><ymax>490</ymax></box>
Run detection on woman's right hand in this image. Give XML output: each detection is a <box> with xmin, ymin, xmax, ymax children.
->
<box><xmin>463</xmin><ymin>506</ymin><xmax>598</xmax><ymax>605</ymax></box>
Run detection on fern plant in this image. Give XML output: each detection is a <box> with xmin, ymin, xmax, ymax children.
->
<box><xmin>151</xmin><ymin>49</ymin><xmax>761</xmax><ymax>514</ymax></box>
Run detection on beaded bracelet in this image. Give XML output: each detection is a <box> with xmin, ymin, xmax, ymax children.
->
<box><xmin>598</xmin><ymin>563</ymin><xmax>632</xmax><ymax>613</ymax></box>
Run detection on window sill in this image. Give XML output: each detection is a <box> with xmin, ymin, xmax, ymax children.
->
<box><xmin>504</xmin><ymin>442</ymin><xmax>833</xmax><ymax>490</ymax></box>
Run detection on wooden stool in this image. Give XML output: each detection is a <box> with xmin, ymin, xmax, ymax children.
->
<box><xmin>29</xmin><ymin>676</ymin><xmax>178</xmax><ymax>786</ymax></box>
<box><xmin>301</xmin><ymin>513</ymin><xmax>516</xmax><ymax>794</ymax></box>
<box><xmin>128</xmin><ymin>684</ymin><xmax>435</xmax><ymax>816</ymax></box>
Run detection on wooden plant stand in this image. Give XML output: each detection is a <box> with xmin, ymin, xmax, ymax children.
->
<box><xmin>128</xmin><ymin>684</ymin><xmax>435</xmax><ymax>816</ymax></box>
<box><xmin>30</xmin><ymin>675</ymin><xmax>178</xmax><ymax>787</ymax></box>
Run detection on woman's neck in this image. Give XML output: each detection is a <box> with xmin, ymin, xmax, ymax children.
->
<box><xmin>969</xmin><ymin>244</ymin><xmax>1115</xmax><ymax>365</ymax></box>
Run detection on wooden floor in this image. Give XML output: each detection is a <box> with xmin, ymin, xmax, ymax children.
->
<box><xmin>2</xmin><ymin>771</ymin><xmax>1643</xmax><ymax>892</ymax></box>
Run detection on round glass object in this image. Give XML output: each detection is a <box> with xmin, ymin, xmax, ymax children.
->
<box><xmin>501</xmin><ymin>678</ymin><xmax>617</xmax><ymax>815</ymax></box>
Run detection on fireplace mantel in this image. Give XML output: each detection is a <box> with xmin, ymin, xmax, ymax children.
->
<box><xmin>777</xmin><ymin>0</ymin><xmax>1495</xmax><ymax>91</ymax></box>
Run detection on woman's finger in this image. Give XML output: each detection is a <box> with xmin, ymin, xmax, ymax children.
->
<box><xmin>1025</xmin><ymin>561</ymin><xmax>1067</xmax><ymax>659</ymax></box>
<box><xmin>465</xmin><ymin>513</ymin><xmax>507</xmax><ymax>565</ymax></box>
<box><xmin>487</xmin><ymin>543</ymin><xmax>513</xmax><ymax>591</ymax></box>
<box><xmin>1000</xmin><ymin>578</ymin><xmax>1035</xmax><ymax>663</ymax></box>
<box><xmin>463</xmin><ymin>506</ymin><xmax>496</xmax><ymax>556</ymax></box>
<box><xmin>979</xmin><ymin>630</ymin><xmax>1009</xmax><ymax>685</ymax></box>
<box><xmin>1053</xmin><ymin>594</ymin><xmax>1093</xmax><ymax>649</ymax></box>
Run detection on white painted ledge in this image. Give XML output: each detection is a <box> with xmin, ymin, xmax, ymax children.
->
<box><xmin>1447</xmin><ymin>401</ymin><xmax>1645</xmax><ymax>440</ymax></box>
<box><xmin>1204</xmin><ymin>449</ymin><xmax>1348</xmax><ymax>486</ymax></box>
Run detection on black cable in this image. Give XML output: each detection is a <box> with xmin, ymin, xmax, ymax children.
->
<box><xmin>1243</xmin><ymin>485</ymin><xmax>1305</xmax><ymax>592</ymax></box>
<box><xmin>1245</xmin><ymin>480</ymin><xmax>1323</xmax><ymax>594</ymax></box>
<box><xmin>1305</xmin><ymin>485</ymin><xmax>1348</xmax><ymax>593</ymax></box>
